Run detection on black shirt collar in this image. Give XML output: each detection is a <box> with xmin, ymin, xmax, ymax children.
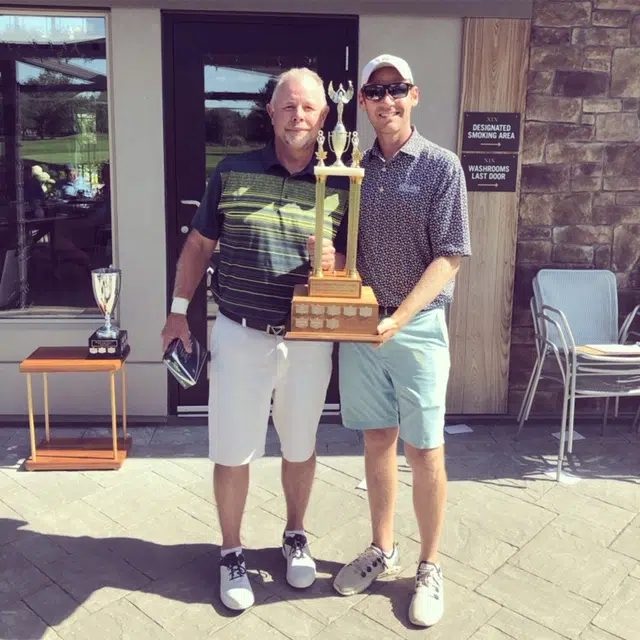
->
<box><xmin>261</xmin><ymin>141</ymin><xmax>316</xmax><ymax>177</ymax></box>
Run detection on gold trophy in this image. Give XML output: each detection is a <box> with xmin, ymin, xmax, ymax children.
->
<box><xmin>286</xmin><ymin>81</ymin><xmax>380</xmax><ymax>343</ymax></box>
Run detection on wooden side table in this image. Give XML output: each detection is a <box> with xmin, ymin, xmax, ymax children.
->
<box><xmin>19</xmin><ymin>346</ymin><xmax>132</xmax><ymax>471</ymax></box>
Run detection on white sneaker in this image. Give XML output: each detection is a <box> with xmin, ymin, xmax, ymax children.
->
<box><xmin>409</xmin><ymin>562</ymin><xmax>444</xmax><ymax>627</ymax></box>
<box><xmin>282</xmin><ymin>532</ymin><xmax>316</xmax><ymax>589</ymax></box>
<box><xmin>333</xmin><ymin>544</ymin><xmax>400</xmax><ymax>596</ymax></box>
<box><xmin>219</xmin><ymin>551</ymin><xmax>254</xmax><ymax>611</ymax></box>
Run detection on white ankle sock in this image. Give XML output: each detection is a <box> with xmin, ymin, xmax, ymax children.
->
<box><xmin>285</xmin><ymin>530</ymin><xmax>305</xmax><ymax>537</ymax></box>
<box><xmin>373</xmin><ymin>544</ymin><xmax>395</xmax><ymax>558</ymax></box>
<box><xmin>221</xmin><ymin>546</ymin><xmax>243</xmax><ymax>558</ymax></box>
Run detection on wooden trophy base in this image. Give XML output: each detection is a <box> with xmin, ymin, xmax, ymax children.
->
<box><xmin>24</xmin><ymin>436</ymin><xmax>132</xmax><ymax>471</ymax></box>
<box><xmin>286</xmin><ymin>283</ymin><xmax>382</xmax><ymax>343</ymax></box>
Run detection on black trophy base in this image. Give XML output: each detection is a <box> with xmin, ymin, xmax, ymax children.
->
<box><xmin>88</xmin><ymin>329</ymin><xmax>128</xmax><ymax>359</ymax></box>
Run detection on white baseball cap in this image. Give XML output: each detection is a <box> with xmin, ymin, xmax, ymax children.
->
<box><xmin>360</xmin><ymin>54</ymin><xmax>414</xmax><ymax>87</ymax></box>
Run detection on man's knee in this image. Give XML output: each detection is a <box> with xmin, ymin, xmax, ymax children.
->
<box><xmin>214</xmin><ymin>461</ymin><xmax>250</xmax><ymax>474</ymax></box>
<box><xmin>364</xmin><ymin>427</ymin><xmax>399</xmax><ymax>454</ymax></box>
<box><xmin>404</xmin><ymin>443</ymin><xmax>445</xmax><ymax>473</ymax></box>
<box><xmin>282</xmin><ymin>450</ymin><xmax>316</xmax><ymax>465</ymax></box>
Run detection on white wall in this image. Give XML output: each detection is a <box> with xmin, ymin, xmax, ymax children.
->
<box><xmin>0</xmin><ymin>8</ymin><xmax>168</xmax><ymax>418</ymax></box>
<box><xmin>357</xmin><ymin>16</ymin><xmax>463</xmax><ymax>153</ymax></box>
<box><xmin>109</xmin><ymin>8</ymin><xmax>167</xmax><ymax>415</ymax></box>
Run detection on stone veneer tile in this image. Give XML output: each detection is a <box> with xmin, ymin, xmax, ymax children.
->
<box><xmin>612</xmin><ymin>48</ymin><xmax>640</xmax><ymax>98</ymax></box>
<box><xmin>533</xmin><ymin>2</ymin><xmax>592</xmax><ymax>28</ymax></box>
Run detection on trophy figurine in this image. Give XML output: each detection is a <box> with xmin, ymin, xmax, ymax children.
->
<box><xmin>285</xmin><ymin>80</ymin><xmax>380</xmax><ymax>343</ymax></box>
<box><xmin>88</xmin><ymin>266</ymin><xmax>129</xmax><ymax>358</ymax></box>
<box><xmin>327</xmin><ymin>81</ymin><xmax>353</xmax><ymax>167</ymax></box>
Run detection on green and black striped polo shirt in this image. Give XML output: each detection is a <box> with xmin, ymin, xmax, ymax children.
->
<box><xmin>191</xmin><ymin>142</ymin><xmax>349</xmax><ymax>324</ymax></box>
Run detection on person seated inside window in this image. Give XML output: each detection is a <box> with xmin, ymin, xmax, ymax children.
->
<box><xmin>60</xmin><ymin>164</ymin><xmax>93</xmax><ymax>199</ymax></box>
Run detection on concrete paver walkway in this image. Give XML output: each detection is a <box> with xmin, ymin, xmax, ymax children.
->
<box><xmin>1</xmin><ymin>422</ymin><xmax>639</xmax><ymax>639</ymax></box>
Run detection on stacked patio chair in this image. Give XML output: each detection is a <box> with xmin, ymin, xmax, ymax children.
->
<box><xmin>517</xmin><ymin>268</ymin><xmax>640</xmax><ymax>481</ymax></box>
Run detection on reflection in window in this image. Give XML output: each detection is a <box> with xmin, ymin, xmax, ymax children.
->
<box><xmin>0</xmin><ymin>14</ymin><xmax>111</xmax><ymax>317</ymax></box>
<box><xmin>204</xmin><ymin>55</ymin><xmax>317</xmax><ymax>175</ymax></box>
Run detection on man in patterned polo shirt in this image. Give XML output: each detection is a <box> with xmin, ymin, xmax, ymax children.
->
<box><xmin>161</xmin><ymin>68</ymin><xmax>348</xmax><ymax>611</ymax></box>
<box><xmin>332</xmin><ymin>54</ymin><xmax>471</xmax><ymax>627</ymax></box>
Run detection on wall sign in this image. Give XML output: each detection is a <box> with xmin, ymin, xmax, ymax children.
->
<box><xmin>461</xmin><ymin>153</ymin><xmax>518</xmax><ymax>192</ymax></box>
<box><xmin>462</xmin><ymin>112</ymin><xmax>521</xmax><ymax>152</ymax></box>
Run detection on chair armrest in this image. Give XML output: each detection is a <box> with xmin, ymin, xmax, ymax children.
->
<box><xmin>619</xmin><ymin>304</ymin><xmax>640</xmax><ymax>343</ymax></box>
<box><xmin>540</xmin><ymin>304</ymin><xmax>576</xmax><ymax>352</ymax></box>
<box><xmin>537</xmin><ymin>309</ymin><xmax>571</xmax><ymax>378</ymax></box>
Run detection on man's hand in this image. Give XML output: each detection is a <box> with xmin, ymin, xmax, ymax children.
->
<box><xmin>307</xmin><ymin>235</ymin><xmax>336</xmax><ymax>271</ymax></box>
<box><xmin>161</xmin><ymin>313</ymin><xmax>192</xmax><ymax>353</ymax></box>
<box><xmin>375</xmin><ymin>316</ymin><xmax>402</xmax><ymax>347</ymax></box>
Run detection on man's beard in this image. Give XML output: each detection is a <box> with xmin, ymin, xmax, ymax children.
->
<box><xmin>283</xmin><ymin>130</ymin><xmax>314</xmax><ymax>149</ymax></box>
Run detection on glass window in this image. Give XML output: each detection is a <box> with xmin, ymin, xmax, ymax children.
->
<box><xmin>0</xmin><ymin>13</ymin><xmax>111</xmax><ymax>318</ymax></box>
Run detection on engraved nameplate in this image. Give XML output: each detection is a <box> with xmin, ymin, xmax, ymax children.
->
<box><xmin>308</xmin><ymin>276</ymin><xmax>361</xmax><ymax>299</ymax></box>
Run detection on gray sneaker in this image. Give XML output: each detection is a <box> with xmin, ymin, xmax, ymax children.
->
<box><xmin>409</xmin><ymin>561</ymin><xmax>444</xmax><ymax>627</ymax></box>
<box><xmin>333</xmin><ymin>544</ymin><xmax>400</xmax><ymax>596</ymax></box>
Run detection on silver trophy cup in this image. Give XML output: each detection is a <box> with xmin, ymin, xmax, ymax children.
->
<box><xmin>91</xmin><ymin>267</ymin><xmax>121</xmax><ymax>338</ymax></box>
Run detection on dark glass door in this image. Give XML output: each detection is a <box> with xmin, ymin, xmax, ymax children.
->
<box><xmin>162</xmin><ymin>12</ymin><xmax>359</xmax><ymax>413</ymax></box>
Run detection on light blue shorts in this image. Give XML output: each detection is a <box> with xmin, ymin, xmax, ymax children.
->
<box><xmin>339</xmin><ymin>307</ymin><xmax>450</xmax><ymax>450</ymax></box>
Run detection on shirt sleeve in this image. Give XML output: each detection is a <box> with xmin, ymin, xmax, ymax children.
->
<box><xmin>429</xmin><ymin>155</ymin><xmax>471</xmax><ymax>258</ymax></box>
<box><xmin>190</xmin><ymin>168</ymin><xmax>224</xmax><ymax>240</ymax></box>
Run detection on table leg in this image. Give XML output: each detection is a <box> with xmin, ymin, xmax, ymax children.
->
<box><xmin>121</xmin><ymin>364</ymin><xmax>128</xmax><ymax>440</ymax></box>
<box><xmin>110</xmin><ymin>372</ymin><xmax>118</xmax><ymax>460</ymax></box>
<box><xmin>26</xmin><ymin>373</ymin><xmax>37</xmax><ymax>462</ymax></box>
<box><xmin>43</xmin><ymin>373</ymin><xmax>50</xmax><ymax>443</ymax></box>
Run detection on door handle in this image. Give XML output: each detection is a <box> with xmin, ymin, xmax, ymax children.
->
<box><xmin>180</xmin><ymin>200</ymin><xmax>199</xmax><ymax>235</ymax></box>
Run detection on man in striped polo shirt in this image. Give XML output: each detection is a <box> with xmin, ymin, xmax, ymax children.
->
<box><xmin>161</xmin><ymin>68</ymin><xmax>348</xmax><ymax>611</ymax></box>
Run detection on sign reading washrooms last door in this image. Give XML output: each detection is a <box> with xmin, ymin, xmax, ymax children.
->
<box><xmin>462</xmin><ymin>112</ymin><xmax>521</xmax><ymax>152</ymax></box>
<box><xmin>461</xmin><ymin>153</ymin><xmax>518</xmax><ymax>192</ymax></box>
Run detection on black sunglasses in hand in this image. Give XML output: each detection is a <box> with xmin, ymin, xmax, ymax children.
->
<box><xmin>361</xmin><ymin>82</ymin><xmax>414</xmax><ymax>101</ymax></box>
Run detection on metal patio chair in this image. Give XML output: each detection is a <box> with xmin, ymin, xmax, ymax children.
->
<box><xmin>516</xmin><ymin>269</ymin><xmax>640</xmax><ymax>481</ymax></box>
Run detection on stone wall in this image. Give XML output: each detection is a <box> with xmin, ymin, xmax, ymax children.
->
<box><xmin>510</xmin><ymin>0</ymin><xmax>640</xmax><ymax>414</ymax></box>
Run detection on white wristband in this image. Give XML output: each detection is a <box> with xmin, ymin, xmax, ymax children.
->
<box><xmin>171</xmin><ymin>297</ymin><xmax>189</xmax><ymax>315</ymax></box>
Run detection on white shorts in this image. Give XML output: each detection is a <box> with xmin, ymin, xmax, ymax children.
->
<box><xmin>208</xmin><ymin>312</ymin><xmax>333</xmax><ymax>466</ymax></box>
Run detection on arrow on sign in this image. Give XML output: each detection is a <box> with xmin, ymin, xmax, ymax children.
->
<box><xmin>480</xmin><ymin>142</ymin><xmax>501</xmax><ymax>147</ymax></box>
<box><xmin>478</xmin><ymin>183</ymin><xmax>499</xmax><ymax>187</ymax></box>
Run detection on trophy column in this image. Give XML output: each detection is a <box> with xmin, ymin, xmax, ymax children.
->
<box><xmin>346</xmin><ymin>170</ymin><xmax>363</xmax><ymax>279</ymax></box>
<box><xmin>313</xmin><ymin>135</ymin><xmax>327</xmax><ymax>279</ymax></box>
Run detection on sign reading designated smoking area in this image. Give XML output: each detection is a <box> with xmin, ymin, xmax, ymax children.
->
<box><xmin>462</xmin><ymin>112</ymin><xmax>521</xmax><ymax>152</ymax></box>
<box><xmin>461</xmin><ymin>153</ymin><xmax>518</xmax><ymax>192</ymax></box>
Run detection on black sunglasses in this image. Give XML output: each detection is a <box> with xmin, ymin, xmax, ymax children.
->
<box><xmin>361</xmin><ymin>82</ymin><xmax>414</xmax><ymax>101</ymax></box>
